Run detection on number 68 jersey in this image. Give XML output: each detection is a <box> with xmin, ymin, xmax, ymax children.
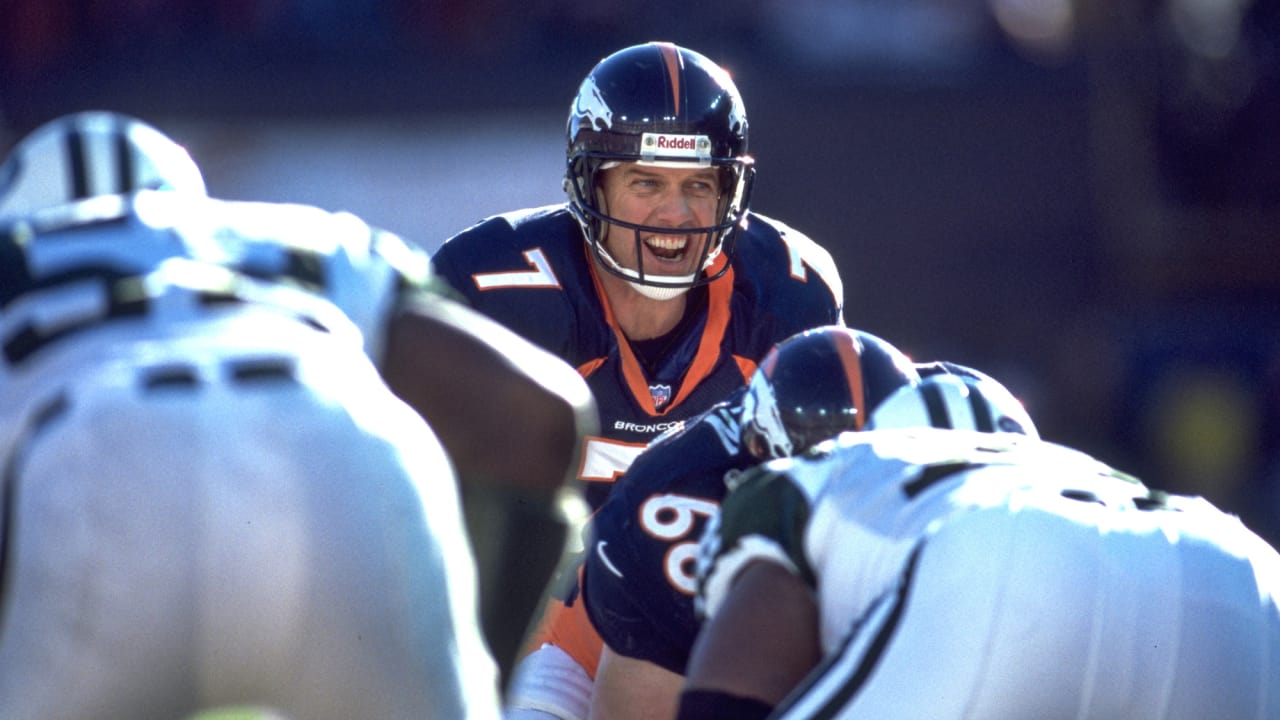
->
<box><xmin>582</xmin><ymin>389</ymin><xmax>749</xmax><ymax>674</ymax></box>
<box><xmin>697</xmin><ymin>427</ymin><xmax>1280</xmax><ymax>719</ymax></box>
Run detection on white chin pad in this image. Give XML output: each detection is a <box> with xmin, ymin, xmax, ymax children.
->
<box><xmin>628</xmin><ymin>281</ymin><xmax>691</xmax><ymax>301</ymax></box>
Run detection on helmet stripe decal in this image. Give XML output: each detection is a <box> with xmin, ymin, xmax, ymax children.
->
<box><xmin>114</xmin><ymin>127</ymin><xmax>135</xmax><ymax>193</ymax></box>
<box><xmin>967</xmin><ymin>388</ymin><xmax>996</xmax><ymax>432</ymax></box>
<box><xmin>920</xmin><ymin>382</ymin><xmax>953</xmax><ymax>429</ymax></box>
<box><xmin>657</xmin><ymin>42</ymin><xmax>683</xmax><ymax>116</ymax></box>
<box><xmin>66</xmin><ymin>129</ymin><xmax>90</xmax><ymax>199</ymax></box>
<box><xmin>832</xmin><ymin>334</ymin><xmax>867</xmax><ymax>430</ymax></box>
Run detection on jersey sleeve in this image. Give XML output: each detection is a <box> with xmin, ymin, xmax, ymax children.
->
<box><xmin>582</xmin><ymin>475</ymin><xmax>714</xmax><ymax>674</ymax></box>
<box><xmin>582</xmin><ymin>489</ymin><xmax>668</xmax><ymax>666</ymax></box>
<box><xmin>429</xmin><ymin>209</ymin><xmax>589</xmax><ymax>360</ymax></box>
<box><xmin>427</xmin><ymin>218</ymin><xmax>488</xmax><ymax>300</ymax></box>
<box><xmin>430</xmin><ymin>208</ymin><xmax>568</xmax><ymax>302</ymax></box>
<box><xmin>761</xmin><ymin>214</ymin><xmax>844</xmax><ymax>326</ymax></box>
<box><xmin>729</xmin><ymin>213</ymin><xmax>845</xmax><ymax>357</ymax></box>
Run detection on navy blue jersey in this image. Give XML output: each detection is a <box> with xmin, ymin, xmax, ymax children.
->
<box><xmin>430</xmin><ymin>204</ymin><xmax>842</xmax><ymax>509</ymax></box>
<box><xmin>581</xmin><ymin>387</ymin><xmax>752</xmax><ymax>674</ymax></box>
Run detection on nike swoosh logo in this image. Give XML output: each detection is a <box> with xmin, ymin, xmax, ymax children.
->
<box><xmin>596</xmin><ymin>540</ymin><xmax>624</xmax><ymax>578</ymax></box>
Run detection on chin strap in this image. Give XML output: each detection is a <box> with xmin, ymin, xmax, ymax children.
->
<box><xmin>591</xmin><ymin>240</ymin><xmax>696</xmax><ymax>300</ymax></box>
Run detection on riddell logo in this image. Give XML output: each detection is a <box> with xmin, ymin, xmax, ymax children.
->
<box><xmin>656</xmin><ymin>136</ymin><xmax>696</xmax><ymax>150</ymax></box>
<box><xmin>641</xmin><ymin>133</ymin><xmax>711</xmax><ymax>161</ymax></box>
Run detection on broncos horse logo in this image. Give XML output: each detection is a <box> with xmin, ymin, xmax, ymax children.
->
<box><xmin>572</xmin><ymin>76</ymin><xmax>613</xmax><ymax>132</ymax></box>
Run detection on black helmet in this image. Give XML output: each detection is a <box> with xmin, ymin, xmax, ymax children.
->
<box><xmin>565</xmin><ymin>42</ymin><xmax>755</xmax><ymax>296</ymax></box>
<box><xmin>741</xmin><ymin>326</ymin><xmax>920</xmax><ymax>460</ymax></box>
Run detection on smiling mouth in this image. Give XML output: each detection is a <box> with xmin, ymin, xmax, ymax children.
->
<box><xmin>644</xmin><ymin>234</ymin><xmax>688</xmax><ymax>262</ymax></box>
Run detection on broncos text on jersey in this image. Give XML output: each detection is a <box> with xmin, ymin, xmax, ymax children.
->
<box><xmin>431</xmin><ymin>205</ymin><xmax>842</xmax><ymax>510</ymax></box>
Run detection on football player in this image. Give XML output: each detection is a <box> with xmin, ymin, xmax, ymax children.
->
<box><xmin>680</xmin><ymin>377</ymin><xmax>1280</xmax><ymax>719</ymax></box>
<box><xmin>0</xmin><ymin>111</ymin><xmax>597</xmax><ymax>714</ymax></box>
<box><xmin>429</xmin><ymin>42</ymin><xmax>844</xmax><ymax>718</ymax></box>
<box><xmin>581</xmin><ymin>327</ymin><xmax>920</xmax><ymax>720</ymax></box>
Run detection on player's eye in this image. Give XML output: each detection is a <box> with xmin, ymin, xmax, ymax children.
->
<box><xmin>686</xmin><ymin>180</ymin><xmax>718</xmax><ymax>197</ymax></box>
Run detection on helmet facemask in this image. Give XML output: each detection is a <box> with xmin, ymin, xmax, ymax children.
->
<box><xmin>567</xmin><ymin>152</ymin><xmax>753</xmax><ymax>300</ymax></box>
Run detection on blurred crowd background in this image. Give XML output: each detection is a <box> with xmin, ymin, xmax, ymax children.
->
<box><xmin>3</xmin><ymin>0</ymin><xmax>1278</xmax><ymax>545</ymax></box>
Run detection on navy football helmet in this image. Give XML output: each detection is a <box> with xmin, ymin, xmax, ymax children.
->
<box><xmin>0</xmin><ymin>111</ymin><xmax>206</xmax><ymax>220</ymax></box>
<box><xmin>740</xmin><ymin>326</ymin><xmax>920</xmax><ymax>460</ymax></box>
<box><xmin>868</xmin><ymin>372</ymin><xmax>1039</xmax><ymax>438</ymax></box>
<box><xmin>565</xmin><ymin>42</ymin><xmax>755</xmax><ymax>297</ymax></box>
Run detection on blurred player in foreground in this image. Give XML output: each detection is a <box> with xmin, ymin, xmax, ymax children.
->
<box><xmin>580</xmin><ymin>326</ymin><xmax>919</xmax><ymax>720</ymax></box>
<box><xmin>679</xmin><ymin>377</ymin><xmax>1280</xmax><ymax>719</ymax></box>
<box><xmin>0</xmin><ymin>111</ymin><xmax>596</xmax><ymax>716</ymax></box>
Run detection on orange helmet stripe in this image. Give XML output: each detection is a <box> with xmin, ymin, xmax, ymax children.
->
<box><xmin>656</xmin><ymin>42</ymin><xmax>683</xmax><ymax>116</ymax></box>
<box><xmin>831</xmin><ymin>332</ymin><xmax>868</xmax><ymax>429</ymax></box>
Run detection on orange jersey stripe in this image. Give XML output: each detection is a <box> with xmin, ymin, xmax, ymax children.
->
<box><xmin>585</xmin><ymin>247</ymin><xmax>737</xmax><ymax>417</ymax></box>
<box><xmin>524</xmin><ymin>576</ymin><xmax>605</xmax><ymax>679</ymax></box>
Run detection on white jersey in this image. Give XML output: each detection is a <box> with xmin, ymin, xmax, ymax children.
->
<box><xmin>698</xmin><ymin>428</ymin><xmax>1280</xmax><ymax>719</ymax></box>
<box><xmin>3</xmin><ymin>189</ymin><xmax>427</xmax><ymax>361</ymax></box>
<box><xmin>2</xmin><ymin>192</ymin><xmax>425</xmax><ymax>453</ymax></box>
<box><xmin>0</xmin><ymin>206</ymin><xmax>499</xmax><ymax>718</ymax></box>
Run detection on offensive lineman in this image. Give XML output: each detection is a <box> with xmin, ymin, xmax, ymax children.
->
<box><xmin>680</xmin><ymin>379</ymin><xmax>1280</xmax><ymax>719</ymax></box>
<box><xmin>429</xmin><ymin>42</ymin><xmax>844</xmax><ymax>719</ymax></box>
<box><xmin>581</xmin><ymin>327</ymin><xmax>920</xmax><ymax>719</ymax></box>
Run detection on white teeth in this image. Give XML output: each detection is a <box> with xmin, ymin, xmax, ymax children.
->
<box><xmin>644</xmin><ymin>235</ymin><xmax>687</xmax><ymax>251</ymax></box>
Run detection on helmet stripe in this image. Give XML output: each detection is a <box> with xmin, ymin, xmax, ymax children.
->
<box><xmin>66</xmin><ymin>129</ymin><xmax>90</xmax><ymax>199</ymax></box>
<box><xmin>967</xmin><ymin>387</ymin><xmax>996</xmax><ymax>432</ymax></box>
<box><xmin>832</xmin><ymin>333</ymin><xmax>867</xmax><ymax>430</ymax></box>
<box><xmin>920</xmin><ymin>381</ymin><xmax>953</xmax><ymax>429</ymax></box>
<box><xmin>656</xmin><ymin>42</ymin><xmax>683</xmax><ymax>116</ymax></box>
<box><xmin>114</xmin><ymin>125</ymin><xmax>135</xmax><ymax>193</ymax></box>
